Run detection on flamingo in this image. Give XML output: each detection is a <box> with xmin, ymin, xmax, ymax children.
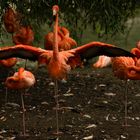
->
<box><xmin>12</xmin><ymin>26</ymin><xmax>34</xmax><ymax>45</ymax></box>
<box><xmin>12</xmin><ymin>25</ymin><xmax>34</xmax><ymax>69</ymax></box>
<box><xmin>0</xmin><ymin>56</ymin><xmax>18</xmax><ymax>103</ymax></box>
<box><xmin>44</xmin><ymin>26</ymin><xmax>77</xmax><ymax>51</ymax></box>
<box><xmin>111</xmin><ymin>56</ymin><xmax>140</xmax><ymax>127</ymax></box>
<box><xmin>93</xmin><ymin>55</ymin><xmax>112</xmax><ymax>68</ymax></box>
<box><xmin>0</xmin><ymin>58</ymin><xmax>17</xmax><ymax>68</ymax></box>
<box><xmin>3</xmin><ymin>5</ymin><xmax>34</xmax><ymax>69</ymax></box>
<box><xmin>111</xmin><ymin>42</ymin><xmax>140</xmax><ymax>126</ymax></box>
<box><xmin>5</xmin><ymin>67</ymin><xmax>36</xmax><ymax>136</ymax></box>
<box><xmin>3</xmin><ymin>5</ymin><xmax>20</xmax><ymax>34</ymax></box>
<box><xmin>0</xmin><ymin>5</ymin><xmax>135</xmax><ymax>134</ymax></box>
<box><xmin>93</xmin><ymin>41</ymin><xmax>140</xmax><ymax>69</ymax></box>
<box><xmin>0</xmin><ymin>42</ymin><xmax>132</xmax><ymax>79</ymax></box>
<box><xmin>92</xmin><ymin>41</ymin><xmax>140</xmax><ymax>126</ymax></box>
<box><xmin>44</xmin><ymin>26</ymin><xmax>77</xmax><ymax>83</ymax></box>
<box><xmin>112</xmin><ymin>40</ymin><xmax>140</xmax><ymax>80</ymax></box>
<box><xmin>58</xmin><ymin>26</ymin><xmax>77</xmax><ymax>51</ymax></box>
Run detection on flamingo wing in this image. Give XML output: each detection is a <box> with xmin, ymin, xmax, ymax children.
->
<box><xmin>0</xmin><ymin>45</ymin><xmax>48</xmax><ymax>61</ymax></box>
<box><xmin>65</xmin><ymin>41</ymin><xmax>135</xmax><ymax>68</ymax></box>
<box><xmin>72</xmin><ymin>42</ymin><xmax>135</xmax><ymax>60</ymax></box>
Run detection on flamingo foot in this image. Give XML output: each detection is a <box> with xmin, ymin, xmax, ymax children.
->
<box><xmin>19</xmin><ymin>132</ymin><xmax>30</xmax><ymax>137</ymax></box>
<box><xmin>122</xmin><ymin>117</ymin><xmax>131</xmax><ymax>127</ymax></box>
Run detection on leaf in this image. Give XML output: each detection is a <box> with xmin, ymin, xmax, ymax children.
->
<box><xmin>104</xmin><ymin>92</ymin><xmax>116</xmax><ymax>96</ymax></box>
<box><xmin>83</xmin><ymin>114</ymin><xmax>91</xmax><ymax>119</ymax></box>
<box><xmin>83</xmin><ymin>135</ymin><xmax>94</xmax><ymax>140</ymax></box>
<box><xmin>85</xmin><ymin>124</ymin><xmax>97</xmax><ymax>129</ymax></box>
<box><xmin>63</xmin><ymin>93</ymin><xmax>74</xmax><ymax>97</ymax></box>
<box><xmin>5</xmin><ymin>102</ymin><xmax>20</xmax><ymax>108</ymax></box>
<box><xmin>99</xmin><ymin>84</ymin><xmax>106</xmax><ymax>87</ymax></box>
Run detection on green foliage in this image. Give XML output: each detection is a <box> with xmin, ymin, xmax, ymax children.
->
<box><xmin>59</xmin><ymin>0</ymin><xmax>137</xmax><ymax>36</ymax></box>
<box><xmin>0</xmin><ymin>0</ymin><xmax>138</xmax><ymax>42</ymax></box>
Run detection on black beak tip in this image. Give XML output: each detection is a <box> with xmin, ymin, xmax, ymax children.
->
<box><xmin>53</xmin><ymin>15</ymin><xmax>56</xmax><ymax>22</ymax></box>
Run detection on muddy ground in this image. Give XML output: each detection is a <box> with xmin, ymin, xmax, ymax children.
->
<box><xmin>0</xmin><ymin>66</ymin><xmax>140</xmax><ymax>140</ymax></box>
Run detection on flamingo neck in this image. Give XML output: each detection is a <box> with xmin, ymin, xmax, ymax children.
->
<box><xmin>53</xmin><ymin>13</ymin><xmax>59</xmax><ymax>60</ymax></box>
<box><xmin>61</xmin><ymin>27</ymin><xmax>69</xmax><ymax>37</ymax></box>
<box><xmin>58</xmin><ymin>29</ymin><xmax>65</xmax><ymax>39</ymax></box>
<box><xmin>18</xmin><ymin>67</ymin><xmax>24</xmax><ymax>79</ymax></box>
<box><xmin>127</xmin><ymin>66</ymin><xmax>140</xmax><ymax>80</ymax></box>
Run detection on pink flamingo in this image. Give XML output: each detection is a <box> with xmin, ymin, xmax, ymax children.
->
<box><xmin>5</xmin><ymin>67</ymin><xmax>35</xmax><ymax>135</ymax></box>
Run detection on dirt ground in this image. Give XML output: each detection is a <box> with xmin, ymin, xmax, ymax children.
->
<box><xmin>0</xmin><ymin>66</ymin><xmax>140</xmax><ymax>140</ymax></box>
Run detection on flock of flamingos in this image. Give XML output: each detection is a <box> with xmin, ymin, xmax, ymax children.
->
<box><xmin>1</xmin><ymin>4</ymin><xmax>140</xmax><ymax>136</ymax></box>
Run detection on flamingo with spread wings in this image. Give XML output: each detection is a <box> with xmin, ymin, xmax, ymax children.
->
<box><xmin>0</xmin><ymin>42</ymin><xmax>135</xmax><ymax>80</ymax></box>
<box><xmin>0</xmin><ymin>5</ymin><xmax>135</xmax><ymax>80</ymax></box>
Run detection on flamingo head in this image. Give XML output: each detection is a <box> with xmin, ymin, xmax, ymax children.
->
<box><xmin>52</xmin><ymin>5</ymin><xmax>59</xmax><ymax>16</ymax></box>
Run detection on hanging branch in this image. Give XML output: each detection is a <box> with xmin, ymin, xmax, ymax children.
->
<box><xmin>0</xmin><ymin>0</ymin><xmax>138</xmax><ymax>42</ymax></box>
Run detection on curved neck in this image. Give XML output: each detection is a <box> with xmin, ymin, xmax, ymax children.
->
<box><xmin>18</xmin><ymin>67</ymin><xmax>24</xmax><ymax>79</ymax></box>
<box><xmin>127</xmin><ymin>66</ymin><xmax>140</xmax><ymax>80</ymax></box>
<box><xmin>53</xmin><ymin>13</ymin><xmax>59</xmax><ymax>60</ymax></box>
<box><xmin>61</xmin><ymin>27</ymin><xmax>69</xmax><ymax>37</ymax></box>
<box><xmin>58</xmin><ymin>29</ymin><xmax>65</xmax><ymax>39</ymax></box>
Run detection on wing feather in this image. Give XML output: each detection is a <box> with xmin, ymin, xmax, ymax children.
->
<box><xmin>71</xmin><ymin>42</ymin><xmax>135</xmax><ymax>60</ymax></box>
<box><xmin>0</xmin><ymin>45</ymin><xmax>48</xmax><ymax>61</ymax></box>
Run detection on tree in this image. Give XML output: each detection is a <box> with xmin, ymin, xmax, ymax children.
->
<box><xmin>0</xmin><ymin>0</ymin><xmax>138</xmax><ymax>42</ymax></box>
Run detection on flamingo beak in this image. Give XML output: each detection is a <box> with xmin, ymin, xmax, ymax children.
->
<box><xmin>53</xmin><ymin>9</ymin><xmax>57</xmax><ymax>21</ymax></box>
<box><xmin>53</xmin><ymin>9</ymin><xmax>57</xmax><ymax>16</ymax></box>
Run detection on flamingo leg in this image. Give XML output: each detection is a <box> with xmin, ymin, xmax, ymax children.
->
<box><xmin>55</xmin><ymin>80</ymin><xmax>59</xmax><ymax>134</ymax></box>
<box><xmin>124</xmin><ymin>80</ymin><xmax>128</xmax><ymax>126</ymax></box>
<box><xmin>5</xmin><ymin>87</ymin><xmax>8</xmax><ymax>105</ymax></box>
<box><xmin>5</xmin><ymin>72</ymin><xmax>11</xmax><ymax>105</ymax></box>
<box><xmin>20</xmin><ymin>90</ymin><xmax>26</xmax><ymax>136</ymax></box>
<box><xmin>123</xmin><ymin>80</ymin><xmax>130</xmax><ymax>127</ymax></box>
<box><xmin>53</xmin><ymin>80</ymin><xmax>63</xmax><ymax>135</ymax></box>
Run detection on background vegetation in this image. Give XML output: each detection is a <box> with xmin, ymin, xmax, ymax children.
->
<box><xmin>0</xmin><ymin>0</ymin><xmax>140</xmax><ymax>50</ymax></box>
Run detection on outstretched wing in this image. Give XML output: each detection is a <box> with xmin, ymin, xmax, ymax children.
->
<box><xmin>72</xmin><ymin>41</ymin><xmax>135</xmax><ymax>60</ymax></box>
<box><xmin>66</xmin><ymin>41</ymin><xmax>135</xmax><ymax>68</ymax></box>
<box><xmin>0</xmin><ymin>45</ymin><xmax>48</xmax><ymax>61</ymax></box>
